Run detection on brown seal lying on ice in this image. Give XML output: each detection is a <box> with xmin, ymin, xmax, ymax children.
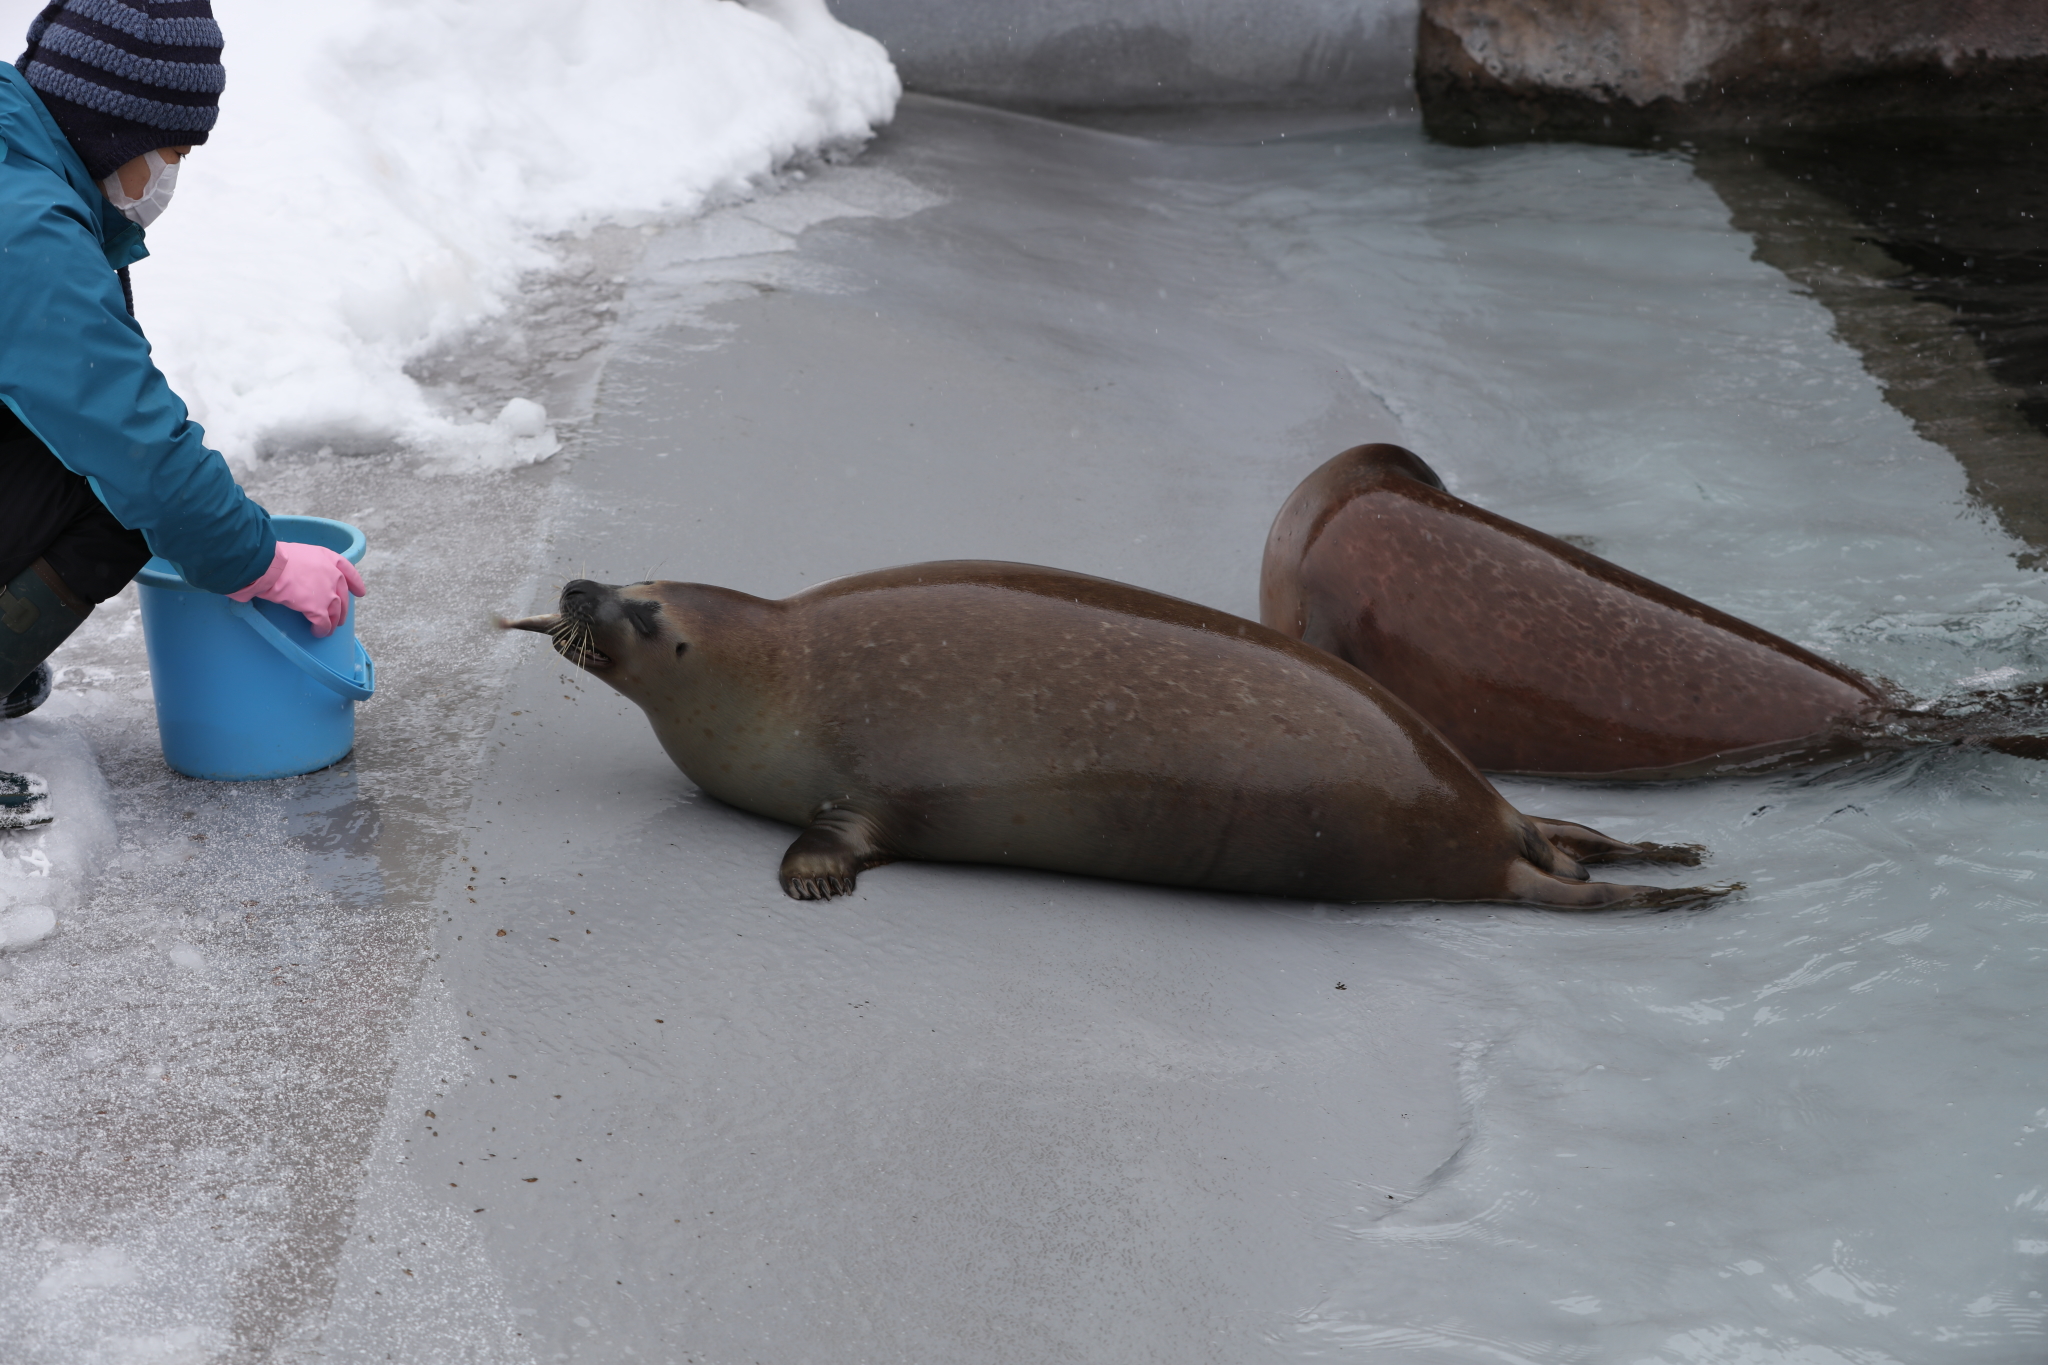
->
<box><xmin>1260</xmin><ymin>443</ymin><xmax>2048</xmax><ymax>779</ymax></box>
<box><xmin>503</xmin><ymin>561</ymin><xmax>1721</xmax><ymax>908</ymax></box>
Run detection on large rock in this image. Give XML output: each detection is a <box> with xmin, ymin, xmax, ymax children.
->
<box><xmin>830</xmin><ymin>0</ymin><xmax>1417</xmax><ymax>115</ymax></box>
<box><xmin>1418</xmin><ymin>0</ymin><xmax>2048</xmax><ymax>142</ymax></box>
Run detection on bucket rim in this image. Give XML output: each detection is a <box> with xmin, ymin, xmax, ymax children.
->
<box><xmin>136</xmin><ymin>515</ymin><xmax>366</xmax><ymax>591</ymax></box>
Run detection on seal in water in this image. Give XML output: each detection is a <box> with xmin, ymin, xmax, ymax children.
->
<box><xmin>1260</xmin><ymin>443</ymin><xmax>2048</xmax><ymax>779</ymax></box>
<box><xmin>503</xmin><ymin>561</ymin><xmax>1720</xmax><ymax>907</ymax></box>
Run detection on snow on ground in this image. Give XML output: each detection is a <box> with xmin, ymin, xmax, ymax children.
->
<box><xmin>0</xmin><ymin>719</ymin><xmax>115</xmax><ymax>950</ymax></box>
<box><xmin>0</xmin><ymin>0</ymin><xmax>899</xmax><ymax>471</ymax></box>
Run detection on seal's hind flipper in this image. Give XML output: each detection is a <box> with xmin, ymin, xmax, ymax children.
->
<box><xmin>1622</xmin><ymin>841</ymin><xmax>1709</xmax><ymax>867</ymax></box>
<box><xmin>1623</xmin><ymin>882</ymin><xmax>1744</xmax><ymax>911</ymax></box>
<box><xmin>778</xmin><ymin>806</ymin><xmax>892</xmax><ymax>901</ymax></box>
<box><xmin>1905</xmin><ymin>679</ymin><xmax>2048</xmax><ymax>760</ymax></box>
<box><xmin>1528</xmin><ymin>816</ymin><xmax>1705</xmax><ymax>867</ymax></box>
<box><xmin>1502</xmin><ymin>859</ymin><xmax>1738</xmax><ymax>911</ymax></box>
<box><xmin>1981</xmin><ymin>733</ymin><xmax>2048</xmax><ymax>762</ymax></box>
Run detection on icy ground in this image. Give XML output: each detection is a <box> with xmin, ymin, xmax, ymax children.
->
<box><xmin>5</xmin><ymin>97</ymin><xmax>2047</xmax><ymax>1362</ymax></box>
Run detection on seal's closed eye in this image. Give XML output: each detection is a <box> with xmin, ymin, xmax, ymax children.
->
<box><xmin>622</xmin><ymin>599</ymin><xmax>662</xmax><ymax>639</ymax></box>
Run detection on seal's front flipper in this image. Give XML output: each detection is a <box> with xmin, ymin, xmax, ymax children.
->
<box><xmin>1529</xmin><ymin>816</ymin><xmax>1705</xmax><ymax>868</ymax></box>
<box><xmin>778</xmin><ymin>806</ymin><xmax>892</xmax><ymax>901</ymax></box>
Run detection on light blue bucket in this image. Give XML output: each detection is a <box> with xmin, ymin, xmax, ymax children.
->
<box><xmin>136</xmin><ymin>514</ymin><xmax>375</xmax><ymax>781</ymax></box>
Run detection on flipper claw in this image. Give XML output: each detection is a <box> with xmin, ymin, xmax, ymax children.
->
<box><xmin>777</xmin><ymin>807</ymin><xmax>891</xmax><ymax>902</ymax></box>
<box><xmin>1624</xmin><ymin>882</ymin><xmax>1744</xmax><ymax>911</ymax></box>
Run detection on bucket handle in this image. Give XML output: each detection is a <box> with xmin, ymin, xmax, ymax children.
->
<box><xmin>225</xmin><ymin>600</ymin><xmax>376</xmax><ymax>702</ymax></box>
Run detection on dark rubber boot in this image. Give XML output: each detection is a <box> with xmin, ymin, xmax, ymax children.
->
<box><xmin>0</xmin><ymin>770</ymin><xmax>52</xmax><ymax>829</ymax></box>
<box><xmin>2</xmin><ymin>662</ymin><xmax>52</xmax><ymax>719</ymax></box>
<box><xmin>0</xmin><ymin>560</ymin><xmax>90</xmax><ymax>700</ymax></box>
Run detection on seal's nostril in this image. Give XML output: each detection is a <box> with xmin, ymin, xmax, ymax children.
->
<box><xmin>559</xmin><ymin>580</ymin><xmax>616</xmax><ymax>621</ymax></box>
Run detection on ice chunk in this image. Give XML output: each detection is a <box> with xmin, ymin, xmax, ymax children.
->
<box><xmin>0</xmin><ymin>903</ymin><xmax>54</xmax><ymax>950</ymax></box>
<box><xmin>417</xmin><ymin>397</ymin><xmax>562</xmax><ymax>472</ymax></box>
<box><xmin>494</xmin><ymin>397</ymin><xmax>549</xmax><ymax>439</ymax></box>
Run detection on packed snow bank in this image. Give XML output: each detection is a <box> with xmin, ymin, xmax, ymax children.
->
<box><xmin>0</xmin><ymin>0</ymin><xmax>899</xmax><ymax>471</ymax></box>
<box><xmin>0</xmin><ymin>717</ymin><xmax>116</xmax><ymax>948</ymax></box>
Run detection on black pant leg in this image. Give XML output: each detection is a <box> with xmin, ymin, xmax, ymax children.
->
<box><xmin>0</xmin><ymin>403</ymin><xmax>154</xmax><ymax>605</ymax></box>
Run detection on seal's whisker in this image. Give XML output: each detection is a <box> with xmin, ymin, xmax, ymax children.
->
<box><xmin>560</xmin><ymin>617</ymin><xmax>600</xmax><ymax>665</ymax></box>
<box><xmin>547</xmin><ymin>614</ymin><xmax>592</xmax><ymax>663</ymax></box>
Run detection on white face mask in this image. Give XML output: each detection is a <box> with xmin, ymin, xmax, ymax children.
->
<box><xmin>101</xmin><ymin>149</ymin><xmax>179</xmax><ymax>227</ymax></box>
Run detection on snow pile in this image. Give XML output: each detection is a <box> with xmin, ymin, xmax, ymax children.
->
<box><xmin>0</xmin><ymin>717</ymin><xmax>116</xmax><ymax>949</ymax></box>
<box><xmin>0</xmin><ymin>0</ymin><xmax>899</xmax><ymax>470</ymax></box>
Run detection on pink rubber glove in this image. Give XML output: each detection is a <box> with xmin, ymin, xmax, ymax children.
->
<box><xmin>229</xmin><ymin>542</ymin><xmax>368</xmax><ymax>638</ymax></box>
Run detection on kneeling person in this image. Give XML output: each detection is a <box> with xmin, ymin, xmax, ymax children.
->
<box><xmin>2</xmin><ymin>2</ymin><xmax>364</xmax><ymax>827</ymax></box>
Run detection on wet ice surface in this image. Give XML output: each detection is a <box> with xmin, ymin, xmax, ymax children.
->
<box><xmin>429</xmin><ymin>102</ymin><xmax>2047</xmax><ymax>1361</ymax></box>
<box><xmin>6</xmin><ymin>96</ymin><xmax>2047</xmax><ymax>1361</ymax></box>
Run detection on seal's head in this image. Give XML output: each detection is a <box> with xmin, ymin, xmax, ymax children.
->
<box><xmin>499</xmin><ymin>577</ymin><xmax>776</xmax><ymax>711</ymax></box>
<box><xmin>501</xmin><ymin>578</ymin><xmax>680</xmax><ymax>689</ymax></box>
<box><xmin>1259</xmin><ymin>443</ymin><xmax>1446</xmax><ymax>637</ymax></box>
<box><xmin>502</xmin><ymin>577</ymin><xmax>806</xmax><ymax>813</ymax></box>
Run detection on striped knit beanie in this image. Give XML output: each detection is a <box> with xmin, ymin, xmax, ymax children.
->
<box><xmin>16</xmin><ymin>1</ymin><xmax>223</xmax><ymax>183</ymax></box>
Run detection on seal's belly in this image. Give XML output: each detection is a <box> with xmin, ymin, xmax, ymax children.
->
<box><xmin>871</xmin><ymin>770</ymin><xmax>1515</xmax><ymax>902</ymax></box>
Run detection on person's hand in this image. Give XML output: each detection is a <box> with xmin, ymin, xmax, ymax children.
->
<box><xmin>229</xmin><ymin>542</ymin><xmax>367</xmax><ymax>638</ymax></box>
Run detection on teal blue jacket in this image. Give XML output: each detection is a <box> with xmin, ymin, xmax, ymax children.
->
<box><xmin>0</xmin><ymin>64</ymin><xmax>272</xmax><ymax>595</ymax></box>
